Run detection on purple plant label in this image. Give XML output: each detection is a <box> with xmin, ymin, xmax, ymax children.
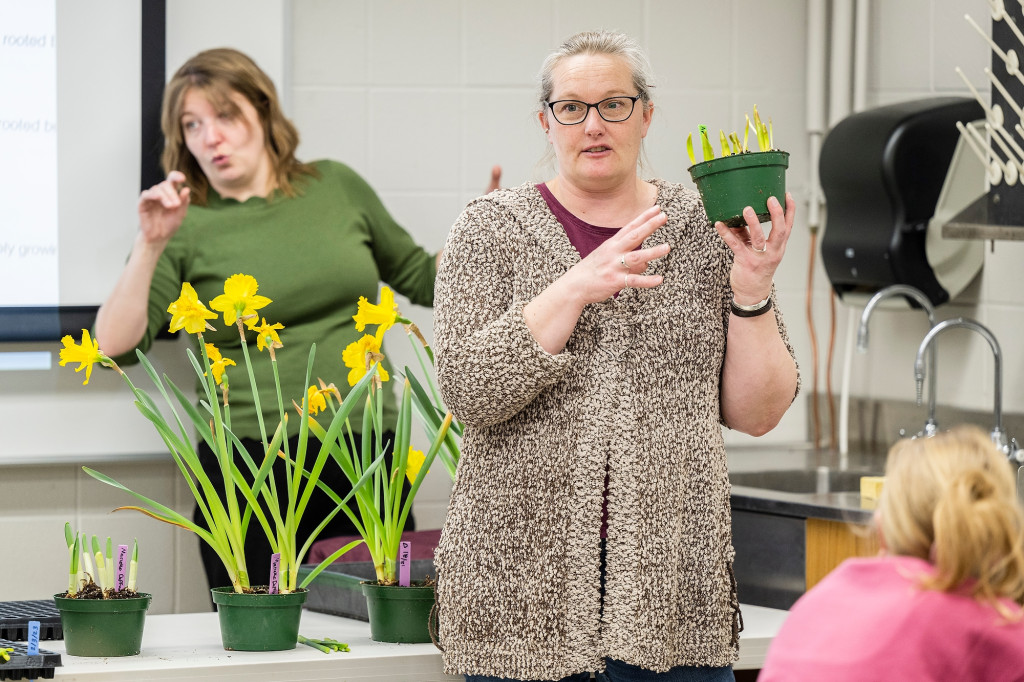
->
<box><xmin>116</xmin><ymin>544</ymin><xmax>128</xmax><ymax>591</ymax></box>
<box><xmin>269</xmin><ymin>553</ymin><xmax>280</xmax><ymax>594</ymax></box>
<box><xmin>27</xmin><ymin>621</ymin><xmax>39</xmax><ymax>655</ymax></box>
<box><xmin>399</xmin><ymin>541</ymin><xmax>411</xmax><ymax>587</ymax></box>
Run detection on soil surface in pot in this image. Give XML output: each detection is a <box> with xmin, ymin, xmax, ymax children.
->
<box><xmin>58</xmin><ymin>579</ymin><xmax>143</xmax><ymax>600</ymax></box>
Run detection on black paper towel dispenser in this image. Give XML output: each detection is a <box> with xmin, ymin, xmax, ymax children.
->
<box><xmin>820</xmin><ymin>97</ymin><xmax>984</xmax><ymax>306</ymax></box>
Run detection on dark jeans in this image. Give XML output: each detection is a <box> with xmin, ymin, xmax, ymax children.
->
<box><xmin>193</xmin><ymin>430</ymin><xmax>408</xmax><ymax>596</ymax></box>
<box><xmin>465</xmin><ymin>660</ymin><xmax>735</xmax><ymax>682</ymax></box>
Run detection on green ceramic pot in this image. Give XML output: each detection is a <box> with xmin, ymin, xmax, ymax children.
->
<box><xmin>688</xmin><ymin>150</ymin><xmax>789</xmax><ymax>227</ymax></box>
<box><xmin>210</xmin><ymin>587</ymin><xmax>307</xmax><ymax>651</ymax></box>
<box><xmin>53</xmin><ymin>592</ymin><xmax>151</xmax><ymax>657</ymax></box>
<box><xmin>361</xmin><ymin>581</ymin><xmax>435</xmax><ymax>643</ymax></box>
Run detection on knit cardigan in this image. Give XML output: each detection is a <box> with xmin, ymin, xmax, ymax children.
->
<box><xmin>433</xmin><ymin>180</ymin><xmax>798</xmax><ymax>679</ymax></box>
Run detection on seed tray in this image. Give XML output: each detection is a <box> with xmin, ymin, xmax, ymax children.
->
<box><xmin>298</xmin><ymin>559</ymin><xmax>435</xmax><ymax>621</ymax></box>
<box><xmin>0</xmin><ymin>638</ymin><xmax>61</xmax><ymax>680</ymax></box>
<box><xmin>0</xmin><ymin>602</ymin><xmax>62</xmax><ymax>641</ymax></box>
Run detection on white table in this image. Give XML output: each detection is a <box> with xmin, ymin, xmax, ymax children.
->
<box><xmin>46</xmin><ymin>605</ymin><xmax>788</xmax><ymax>681</ymax></box>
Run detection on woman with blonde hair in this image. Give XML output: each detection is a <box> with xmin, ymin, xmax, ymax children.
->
<box><xmin>760</xmin><ymin>425</ymin><xmax>1024</xmax><ymax>681</ymax></box>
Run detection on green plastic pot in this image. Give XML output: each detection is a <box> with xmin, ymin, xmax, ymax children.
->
<box><xmin>361</xmin><ymin>581</ymin><xmax>435</xmax><ymax>643</ymax></box>
<box><xmin>53</xmin><ymin>592</ymin><xmax>151</xmax><ymax>657</ymax></box>
<box><xmin>210</xmin><ymin>587</ymin><xmax>308</xmax><ymax>651</ymax></box>
<box><xmin>688</xmin><ymin>150</ymin><xmax>789</xmax><ymax>227</ymax></box>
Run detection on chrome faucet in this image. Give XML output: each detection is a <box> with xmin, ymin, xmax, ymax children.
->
<box><xmin>914</xmin><ymin>317</ymin><xmax>1009</xmax><ymax>453</ymax></box>
<box><xmin>859</xmin><ymin>285</ymin><xmax>938</xmax><ymax>437</ymax></box>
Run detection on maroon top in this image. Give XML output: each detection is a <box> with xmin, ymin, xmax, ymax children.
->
<box><xmin>536</xmin><ymin>182</ymin><xmax>618</xmax><ymax>539</ymax></box>
<box><xmin>536</xmin><ymin>182</ymin><xmax>621</xmax><ymax>258</ymax></box>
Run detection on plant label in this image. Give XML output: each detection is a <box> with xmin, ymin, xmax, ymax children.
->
<box><xmin>399</xmin><ymin>541</ymin><xmax>411</xmax><ymax>586</ymax></box>
<box><xmin>116</xmin><ymin>544</ymin><xmax>128</xmax><ymax>591</ymax></box>
<box><xmin>27</xmin><ymin>621</ymin><xmax>39</xmax><ymax>655</ymax></box>
<box><xmin>269</xmin><ymin>553</ymin><xmax>280</xmax><ymax>594</ymax></box>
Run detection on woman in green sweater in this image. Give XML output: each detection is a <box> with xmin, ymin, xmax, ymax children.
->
<box><xmin>94</xmin><ymin>48</ymin><xmax>496</xmax><ymax>595</ymax></box>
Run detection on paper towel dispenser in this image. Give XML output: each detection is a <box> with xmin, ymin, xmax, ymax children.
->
<box><xmin>820</xmin><ymin>97</ymin><xmax>985</xmax><ymax>306</ymax></box>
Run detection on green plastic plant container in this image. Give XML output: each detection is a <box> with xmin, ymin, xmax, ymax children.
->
<box><xmin>688</xmin><ymin>150</ymin><xmax>789</xmax><ymax>227</ymax></box>
<box><xmin>211</xmin><ymin>587</ymin><xmax>307</xmax><ymax>651</ymax></box>
<box><xmin>53</xmin><ymin>592</ymin><xmax>151</xmax><ymax>657</ymax></box>
<box><xmin>361</xmin><ymin>581</ymin><xmax>435</xmax><ymax>643</ymax></box>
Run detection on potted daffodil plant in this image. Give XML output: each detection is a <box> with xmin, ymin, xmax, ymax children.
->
<box><xmin>686</xmin><ymin>105</ymin><xmax>789</xmax><ymax>227</ymax></box>
<box><xmin>53</xmin><ymin>523</ymin><xmax>151</xmax><ymax>657</ymax></box>
<box><xmin>292</xmin><ymin>285</ymin><xmax>455</xmax><ymax>643</ymax></box>
<box><xmin>57</xmin><ymin>275</ymin><xmax>390</xmax><ymax>652</ymax></box>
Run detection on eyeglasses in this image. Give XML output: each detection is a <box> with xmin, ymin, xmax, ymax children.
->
<box><xmin>545</xmin><ymin>95</ymin><xmax>641</xmax><ymax>125</ymax></box>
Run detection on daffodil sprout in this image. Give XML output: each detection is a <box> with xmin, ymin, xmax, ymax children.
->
<box><xmin>686</xmin><ymin>106</ymin><xmax>776</xmax><ymax>164</ymax></box>
<box><xmin>65</xmin><ymin>523</ymin><xmax>79</xmax><ymax>596</ymax></box>
<box><xmin>129</xmin><ymin>540</ymin><xmax>138</xmax><ymax>592</ymax></box>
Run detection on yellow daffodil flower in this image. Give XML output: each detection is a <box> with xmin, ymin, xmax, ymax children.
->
<box><xmin>209</xmin><ymin>274</ymin><xmax>272</xmax><ymax>327</ymax></box>
<box><xmin>306</xmin><ymin>385</ymin><xmax>328</xmax><ymax>416</ymax></box>
<box><xmin>167</xmin><ymin>282</ymin><xmax>217</xmax><ymax>334</ymax></box>
<box><xmin>342</xmin><ymin>331</ymin><xmax>388</xmax><ymax>387</ymax></box>
<box><xmin>354</xmin><ymin>286</ymin><xmax>398</xmax><ymax>334</ymax></box>
<box><xmin>252</xmin><ymin>317</ymin><xmax>285</xmax><ymax>352</ymax></box>
<box><xmin>59</xmin><ymin>329</ymin><xmax>109</xmax><ymax>385</ymax></box>
<box><xmin>204</xmin><ymin>343</ymin><xmax>236</xmax><ymax>386</ymax></box>
<box><xmin>405</xmin><ymin>447</ymin><xmax>427</xmax><ymax>485</ymax></box>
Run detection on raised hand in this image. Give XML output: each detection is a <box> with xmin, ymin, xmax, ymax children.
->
<box><xmin>571</xmin><ymin>205</ymin><xmax>670</xmax><ymax>305</ymax></box>
<box><xmin>484</xmin><ymin>165</ymin><xmax>502</xmax><ymax>194</ymax></box>
<box><xmin>138</xmin><ymin>171</ymin><xmax>191</xmax><ymax>246</ymax></box>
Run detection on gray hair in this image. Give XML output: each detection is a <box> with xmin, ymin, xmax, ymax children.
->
<box><xmin>538</xmin><ymin>30</ymin><xmax>655</xmax><ymax>112</ymax></box>
<box><xmin>534</xmin><ymin>30</ymin><xmax>656</xmax><ymax>179</ymax></box>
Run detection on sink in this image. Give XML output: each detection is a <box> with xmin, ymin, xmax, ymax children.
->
<box><xmin>729</xmin><ymin>467</ymin><xmax>880</xmax><ymax>494</ymax></box>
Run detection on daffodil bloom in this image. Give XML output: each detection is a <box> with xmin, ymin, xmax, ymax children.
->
<box><xmin>306</xmin><ymin>385</ymin><xmax>328</xmax><ymax>416</ymax></box>
<box><xmin>405</xmin><ymin>447</ymin><xmax>427</xmax><ymax>485</ymax></box>
<box><xmin>251</xmin><ymin>317</ymin><xmax>285</xmax><ymax>352</ymax></box>
<box><xmin>205</xmin><ymin>343</ymin><xmax>236</xmax><ymax>386</ymax></box>
<box><xmin>167</xmin><ymin>282</ymin><xmax>217</xmax><ymax>334</ymax></box>
<box><xmin>354</xmin><ymin>286</ymin><xmax>399</xmax><ymax>334</ymax></box>
<box><xmin>342</xmin><ymin>331</ymin><xmax>388</xmax><ymax>387</ymax></box>
<box><xmin>59</xmin><ymin>329</ymin><xmax>111</xmax><ymax>385</ymax></box>
<box><xmin>210</xmin><ymin>274</ymin><xmax>272</xmax><ymax>327</ymax></box>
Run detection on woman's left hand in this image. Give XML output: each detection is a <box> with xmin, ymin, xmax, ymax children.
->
<box><xmin>714</xmin><ymin>192</ymin><xmax>795</xmax><ymax>304</ymax></box>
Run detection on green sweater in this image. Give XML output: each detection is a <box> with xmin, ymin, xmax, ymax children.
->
<box><xmin>118</xmin><ymin>160</ymin><xmax>436</xmax><ymax>440</ymax></box>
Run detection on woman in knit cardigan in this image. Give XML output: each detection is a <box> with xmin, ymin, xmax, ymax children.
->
<box><xmin>433</xmin><ymin>31</ymin><xmax>800</xmax><ymax>682</ymax></box>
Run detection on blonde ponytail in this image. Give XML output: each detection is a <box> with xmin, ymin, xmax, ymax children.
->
<box><xmin>878</xmin><ymin>425</ymin><xmax>1024</xmax><ymax>615</ymax></box>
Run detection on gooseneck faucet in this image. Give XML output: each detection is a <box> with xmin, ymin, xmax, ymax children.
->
<box><xmin>914</xmin><ymin>317</ymin><xmax>1007</xmax><ymax>453</ymax></box>
<box><xmin>859</xmin><ymin>285</ymin><xmax>938</xmax><ymax>437</ymax></box>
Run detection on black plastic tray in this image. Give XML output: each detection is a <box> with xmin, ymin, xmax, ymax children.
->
<box><xmin>0</xmin><ymin>638</ymin><xmax>62</xmax><ymax>680</ymax></box>
<box><xmin>0</xmin><ymin>602</ymin><xmax>62</xmax><ymax>641</ymax></box>
<box><xmin>298</xmin><ymin>559</ymin><xmax>435</xmax><ymax>621</ymax></box>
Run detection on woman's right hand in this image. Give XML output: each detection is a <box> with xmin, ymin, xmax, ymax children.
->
<box><xmin>523</xmin><ymin>205</ymin><xmax>669</xmax><ymax>354</ymax></box>
<box><xmin>138</xmin><ymin>171</ymin><xmax>190</xmax><ymax>246</ymax></box>
<box><xmin>570</xmin><ymin>205</ymin><xmax>670</xmax><ymax>305</ymax></box>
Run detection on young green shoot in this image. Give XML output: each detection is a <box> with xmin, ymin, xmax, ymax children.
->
<box><xmin>91</xmin><ymin>536</ymin><xmax>107</xmax><ymax>591</ymax></box>
<box><xmin>687</xmin><ymin>106</ymin><xmax>778</xmax><ymax>163</ymax></box>
<box><xmin>699</xmin><ymin>125</ymin><xmax>714</xmax><ymax>162</ymax></box>
<box><xmin>129</xmin><ymin>540</ymin><xmax>138</xmax><ymax>592</ymax></box>
<box><xmin>65</xmin><ymin>523</ymin><xmax>79</xmax><ymax>596</ymax></box>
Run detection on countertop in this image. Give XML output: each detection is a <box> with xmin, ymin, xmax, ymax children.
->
<box><xmin>727</xmin><ymin>443</ymin><xmax>885</xmax><ymax>525</ymax></box>
<box><xmin>42</xmin><ymin>607</ymin><xmax>788</xmax><ymax>679</ymax></box>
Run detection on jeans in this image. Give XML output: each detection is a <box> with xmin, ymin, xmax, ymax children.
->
<box><xmin>464</xmin><ymin>659</ymin><xmax>735</xmax><ymax>682</ymax></box>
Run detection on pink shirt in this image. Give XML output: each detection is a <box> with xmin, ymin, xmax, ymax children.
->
<box><xmin>759</xmin><ymin>555</ymin><xmax>1024</xmax><ymax>681</ymax></box>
